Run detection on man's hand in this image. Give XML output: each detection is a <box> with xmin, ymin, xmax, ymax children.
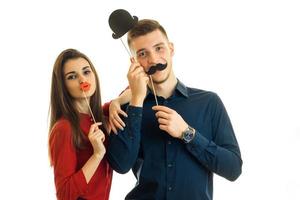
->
<box><xmin>152</xmin><ymin>105</ymin><xmax>188</xmax><ymax>138</ymax></box>
<box><xmin>127</xmin><ymin>58</ymin><xmax>149</xmax><ymax>107</ymax></box>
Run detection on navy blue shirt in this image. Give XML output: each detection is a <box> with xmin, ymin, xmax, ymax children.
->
<box><xmin>107</xmin><ymin>80</ymin><xmax>242</xmax><ymax>200</ymax></box>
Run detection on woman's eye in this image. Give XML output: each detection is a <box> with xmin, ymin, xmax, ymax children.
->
<box><xmin>67</xmin><ymin>75</ymin><xmax>77</xmax><ymax>80</ymax></box>
<box><xmin>84</xmin><ymin>70</ymin><xmax>91</xmax><ymax>75</ymax></box>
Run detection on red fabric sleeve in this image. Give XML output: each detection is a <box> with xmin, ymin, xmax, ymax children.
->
<box><xmin>50</xmin><ymin>120</ymin><xmax>88</xmax><ymax>200</ymax></box>
<box><xmin>102</xmin><ymin>101</ymin><xmax>111</xmax><ymax>117</ymax></box>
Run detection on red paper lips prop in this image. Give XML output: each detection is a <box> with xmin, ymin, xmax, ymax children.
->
<box><xmin>80</xmin><ymin>82</ymin><xmax>91</xmax><ymax>92</ymax></box>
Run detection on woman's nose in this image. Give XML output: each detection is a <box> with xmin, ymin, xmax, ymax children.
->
<box><xmin>78</xmin><ymin>74</ymin><xmax>86</xmax><ymax>83</ymax></box>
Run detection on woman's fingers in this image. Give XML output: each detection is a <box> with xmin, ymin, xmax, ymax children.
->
<box><xmin>109</xmin><ymin>118</ymin><xmax>118</xmax><ymax>134</ymax></box>
<box><xmin>118</xmin><ymin>109</ymin><xmax>128</xmax><ymax>118</ymax></box>
<box><xmin>90</xmin><ymin>129</ymin><xmax>105</xmax><ymax>142</ymax></box>
<box><xmin>89</xmin><ymin>122</ymin><xmax>102</xmax><ymax>134</ymax></box>
<box><xmin>113</xmin><ymin>113</ymin><xmax>126</xmax><ymax>128</ymax></box>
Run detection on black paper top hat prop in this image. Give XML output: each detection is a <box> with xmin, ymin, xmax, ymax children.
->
<box><xmin>108</xmin><ymin>9</ymin><xmax>138</xmax><ymax>57</ymax></box>
<box><xmin>109</xmin><ymin>9</ymin><xmax>138</xmax><ymax>39</ymax></box>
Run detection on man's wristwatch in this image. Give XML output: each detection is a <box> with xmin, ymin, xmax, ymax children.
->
<box><xmin>181</xmin><ymin>126</ymin><xmax>195</xmax><ymax>143</ymax></box>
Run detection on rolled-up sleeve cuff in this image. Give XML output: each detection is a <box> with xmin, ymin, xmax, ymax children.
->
<box><xmin>186</xmin><ymin>131</ymin><xmax>210</xmax><ymax>155</ymax></box>
<box><xmin>127</xmin><ymin>105</ymin><xmax>143</xmax><ymax>117</ymax></box>
<box><xmin>125</xmin><ymin>105</ymin><xmax>143</xmax><ymax>138</ymax></box>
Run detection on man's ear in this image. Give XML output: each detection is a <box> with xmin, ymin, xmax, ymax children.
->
<box><xmin>169</xmin><ymin>42</ymin><xmax>174</xmax><ymax>56</ymax></box>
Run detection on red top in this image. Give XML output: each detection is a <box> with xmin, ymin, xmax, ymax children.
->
<box><xmin>49</xmin><ymin>112</ymin><xmax>112</xmax><ymax>200</ymax></box>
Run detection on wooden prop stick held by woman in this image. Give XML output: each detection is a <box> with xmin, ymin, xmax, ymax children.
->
<box><xmin>80</xmin><ymin>81</ymin><xmax>97</xmax><ymax>124</ymax></box>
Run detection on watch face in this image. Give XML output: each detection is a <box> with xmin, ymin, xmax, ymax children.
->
<box><xmin>183</xmin><ymin>129</ymin><xmax>194</xmax><ymax>143</ymax></box>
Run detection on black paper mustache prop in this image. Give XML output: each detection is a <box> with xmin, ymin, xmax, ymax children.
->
<box><xmin>146</xmin><ymin>63</ymin><xmax>167</xmax><ymax>75</ymax></box>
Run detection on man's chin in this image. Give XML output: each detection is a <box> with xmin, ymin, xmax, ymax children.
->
<box><xmin>152</xmin><ymin>75</ymin><xmax>168</xmax><ymax>84</ymax></box>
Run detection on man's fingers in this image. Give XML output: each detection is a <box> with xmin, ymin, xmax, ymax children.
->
<box><xmin>143</xmin><ymin>76</ymin><xmax>149</xmax><ymax>83</ymax></box>
<box><xmin>158</xmin><ymin>118</ymin><xmax>169</xmax><ymax>125</ymax></box>
<box><xmin>131</xmin><ymin>66</ymin><xmax>146</xmax><ymax>77</ymax></box>
<box><xmin>130</xmin><ymin>57</ymin><xmax>135</xmax><ymax>63</ymax></box>
<box><xmin>152</xmin><ymin>105</ymin><xmax>173</xmax><ymax>113</ymax></box>
<box><xmin>159</xmin><ymin>124</ymin><xmax>168</xmax><ymax>132</ymax></box>
<box><xmin>128</xmin><ymin>58</ymin><xmax>140</xmax><ymax>73</ymax></box>
<box><xmin>155</xmin><ymin>111</ymin><xmax>169</xmax><ymax>119</ymax></box>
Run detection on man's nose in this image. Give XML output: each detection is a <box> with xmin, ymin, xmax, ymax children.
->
<box><xmin>148</xmin><ymin>51</ymin><xmax>159</xmax><ymax>64</ymax></box>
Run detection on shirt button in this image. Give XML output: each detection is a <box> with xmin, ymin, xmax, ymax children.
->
<box><xmin>168</xmin><ymin>186</ymin><xmax>172</xmax><ymax>191</ymax></box>
<box><xmin>168</xmin><ymin>141</ymin><xmax>172</xmax><ymax>145</ymax></box>
<box><xmin>168</xmin><ymin>163</ymin><xmax>173</xmax><ymax>168</ymax></box>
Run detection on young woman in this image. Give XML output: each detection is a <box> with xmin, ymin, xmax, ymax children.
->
<box><xmin>49</xmin><ymin>49</ymin><xmax>122</xmax><ymax>200</ymax></box>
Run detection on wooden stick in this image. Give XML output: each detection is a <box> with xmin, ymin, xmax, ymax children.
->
<box><xmin>149</xmin><ymin>75</ymin><xmax>158</xmax><ymax>106</ymax></box>
<box><xmin>82</xmin><ymin>90</ymin><xmax>96</xmax><ymax>124</ymax></box>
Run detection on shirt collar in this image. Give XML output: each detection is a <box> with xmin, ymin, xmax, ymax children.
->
<box><xmin>146</xmin><ymin>79</ymin><xmax>189</xmax><ymax>99</ymax></box>
<box><xmin>175</xmin><ymin>79</ymin><xmax>189</xmax><ymax>98</ymax></box>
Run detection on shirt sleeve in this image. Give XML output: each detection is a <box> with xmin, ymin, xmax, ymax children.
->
<box><xmin>106</xmin><ymin>105</ymin><xmax>143</xmax><ymax>174</ymax></box>
<box><xmin>185</xmin><ymin>93</ymin><xmax>243</xmax><ymax>181</ymax></box>
<box><xmin>49</xmin><ymin>120</ymin><xmax>88</xmax><ymax>200</ymax></box>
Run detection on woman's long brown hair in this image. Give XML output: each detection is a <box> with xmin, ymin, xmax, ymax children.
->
<box><xmin>49</xmin><ymin>49</ymin><xmax>107</xmax><ymax>163</ymax></box>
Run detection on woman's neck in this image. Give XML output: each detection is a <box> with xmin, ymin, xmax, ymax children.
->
<box><xmin>75</xmin><ymin>98</ymin><xmax>90</xmax><ymax>114</ymax></box>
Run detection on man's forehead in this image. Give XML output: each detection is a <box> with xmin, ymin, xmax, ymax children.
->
<box><xmin>132</xmin><ymin>30</ymin><xmax>166</xmax><ymax>45</ymax></box>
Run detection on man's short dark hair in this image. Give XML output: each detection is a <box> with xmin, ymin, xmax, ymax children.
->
<box><xmin>127</xmin><ymin>19</ymin><xmax>168</xmax><ymax>47</ymax></box>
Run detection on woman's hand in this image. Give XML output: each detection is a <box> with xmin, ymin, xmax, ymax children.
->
<box><xmin>88</xmin><ymin>122</ymin><xmax>106</xmax><ymax>158</ymax></box>
<box><xmin>109</xmin><ymin>99</ymin><xmax>128</xmax><ymax>134</ymax></box>
<box><xmin>82</xmin><ymin>122</ymin><xmax>106</xmax><ymax>183</ymax></box>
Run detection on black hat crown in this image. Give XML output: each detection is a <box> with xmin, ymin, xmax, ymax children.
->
<box><xmin>109</xmin><ymin>9</ymin><xmax>138</xmax><ymax>39</ymax></box>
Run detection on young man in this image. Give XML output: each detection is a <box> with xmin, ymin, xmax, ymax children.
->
<box><xmin>107</xmin><ymin>19</ymin><xmax>242</xmax><ymax>200</ymax></box>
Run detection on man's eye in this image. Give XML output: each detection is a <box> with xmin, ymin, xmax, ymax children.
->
<box><xmin>67</xmin><ymin>75</ymin><xmax>77</xmax><ymax>80</ymax></box>
<box><xmin>138</xmin><ymin>51</ymin><xmax>146</xmax><ymax>58</ymax></box>
<box><xmin>156</xmin><ymin>46</ymin><xmax>163</xmax><ymax>51</ymax></box>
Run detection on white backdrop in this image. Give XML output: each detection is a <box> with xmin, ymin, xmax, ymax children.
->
<box><xmin>0</xmin><ymin>0</ymin><xmax>299</xmax><ymax>199</ymax></box>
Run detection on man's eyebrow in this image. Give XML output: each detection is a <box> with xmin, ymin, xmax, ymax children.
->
<box><xmin>136</xmin><ymin>48</ymin><xmax>146</xmax><ymax>54</ymax></box>
<box><xmin>153</xmin><ymin>42</ymin><xmax>164</xmax><ymax>47</ymax></box>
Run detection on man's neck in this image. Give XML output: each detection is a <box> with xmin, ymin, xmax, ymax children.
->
<box><xmin>150</xmin><ymin>72</ymin><xmax>177</xmax><ymax>99</ymax></box>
